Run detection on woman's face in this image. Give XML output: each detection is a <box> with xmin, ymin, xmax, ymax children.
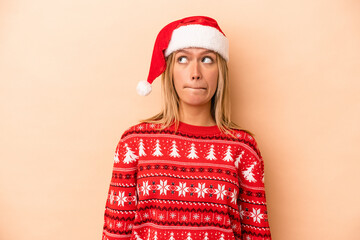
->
<box><xmin>173</xmin><ymin>48</ymin><xmax>218</xmax><ymax>107</ymax></box>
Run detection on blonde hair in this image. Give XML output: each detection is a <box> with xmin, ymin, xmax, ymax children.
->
<box><xmin>139</xmin><ymin>51</ymin><xmax>253</xmax><ymax>139</ymax></box>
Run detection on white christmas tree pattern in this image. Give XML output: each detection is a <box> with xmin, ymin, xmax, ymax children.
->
<box><xmin>203</xmin><ymin>232</ymin><xmax>209</xmax><ymax>240</ymax></box>
<box><xmin>219</xmin><ymin>233</ymin><xmax>225</xmax><ymax>240</ymax></box>
<box><xmin>187</xmin><ymin>143</ymin><xmax>199</xmax><ymax>159</ymax></box>
<box><xmin>152</xmin><ymin>139</ymin><xmax>163</xmax><ymax>157</ymax></box>
<box><xmin>169</xmin><ymin>140</ymin><xmax>181</xmax><ymax>158</ymax></box>
<box><xmin>242</xmin><ymin>162</ymin><xmax>257</xmax><ymax>182</ymax></box>
<box><xmin>186</xmin><ymin>232</ymin><xmax>192</xmax><ymax>240</ymax></box>
<box><xmin>153</xmin><ymin>230</ymin><xmax>158</xmax><ymax>240</ymax></box>
<box><xmin>234</xmin><ymin>150</ymin><xmax>245</xmax><ymax>169</ymax></box>
<box><xmin>138</xmin><ymin>139</ymin><xmax>146</xmax><ymax>156</ymax></box>
<box><xmin>114</xmin><ymin>151</ymin><xmax>120</xmax><ymax>163</ymax></box>
<box><xmin>133</xmin><ymin>231</ymin><xmax>143</xmax><ymax>240</ymax></box>
<box><xmin>169</xmin><ymin>232</ymin><xmax>175</xmax><ymax>240</ymax></box>
<box><xmin>147</xmin><ymin>228</ymin><xmax>151</xmax><ymax>239</ymax></box>
<box><xmin>123</xmin><ymin>143</ymin><xmax>139</xmax><ymax>164</ymax></box>
<box><xmin>206</xmin><ymin>144</ymin><xmax>217</xmax><ymax>160</ymax></box>
<box><xmin>223</xmin><ymin>145</ymin><xmax>233</xmax><ymax>162</ymax></box>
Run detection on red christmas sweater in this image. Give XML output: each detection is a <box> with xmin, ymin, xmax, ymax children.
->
<box><xmin>102</xmin><ymin>121</ymin><xmax>272</xmax><ymax>240</ymax></box>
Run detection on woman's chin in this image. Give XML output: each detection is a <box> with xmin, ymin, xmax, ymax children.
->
<box><xmin>180</xmin><ymin>99</ymin><xmax>210</xmax><ymax>107</ymax></box>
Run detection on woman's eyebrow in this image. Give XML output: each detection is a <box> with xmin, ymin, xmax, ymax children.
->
<box><xmin>176</xmin><ymin>49</ymin><xmax>190</xmax><ymax>54</ymax></box>
<box><xmin>201</xmin><ymin>50</ymin><xmax>216</xmax><ymax>54</ymax></box>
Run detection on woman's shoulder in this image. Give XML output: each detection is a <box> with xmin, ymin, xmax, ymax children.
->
<box><xmin>119</xmin><ymin>121</ymin><xmax>164</xmax><ymax>139</ymax></box>
<box><xmin>229</xmin><ymin>128</ymin><xmax>262</xmax><ymax>158</ymax></box>
<box><xmin>230</xmin><ymin>128</ymin><xmax>256</xmax><ymax>141</ymax></box>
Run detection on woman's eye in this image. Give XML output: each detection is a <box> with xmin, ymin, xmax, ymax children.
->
<box><xmin>177</xmin><ymin>56</ymin><xmax>188</xmax><ymax>63</ymax></box>
<box><xmin>202</xmin><ymin>57</ymin><xmax>213</xmax><ymax>63</ymax></box>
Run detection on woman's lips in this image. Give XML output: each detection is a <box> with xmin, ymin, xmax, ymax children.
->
<box><xmin>185</xmin><ymin>87</ymin><xmax>206</xmax><ymax>90</ymax></box>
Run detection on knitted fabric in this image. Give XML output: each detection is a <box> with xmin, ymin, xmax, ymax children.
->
<box><xmin>102</xmin><ymin>121</ymin><xmax>272</xmax><ymax>240</ymax></box>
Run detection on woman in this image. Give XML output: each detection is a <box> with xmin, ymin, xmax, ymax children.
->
<box><xmin>102</xmin><ymin>16</ymin><xmax>272</xmax><ymax>240</ymax></box>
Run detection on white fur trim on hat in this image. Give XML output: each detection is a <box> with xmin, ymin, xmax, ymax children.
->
<box><xmin>164</xmin><ymin>24</ymin><xmax>229</xmax><ymax>61</ymax></box>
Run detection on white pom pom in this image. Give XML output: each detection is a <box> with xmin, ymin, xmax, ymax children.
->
<box><xmin>136</xmin><ymin>80</ymin><xmax>152</xmax><ymax>96</ymax></box>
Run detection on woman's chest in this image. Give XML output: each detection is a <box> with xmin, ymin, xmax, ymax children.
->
<box><xmin>134</xmin><ymin>136</ymin><xmax>243</xmax><ymax>207</ymax></box>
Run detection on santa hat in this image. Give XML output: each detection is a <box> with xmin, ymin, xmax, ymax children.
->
<box><xmin>136</xmin><ymin>16</ymin><xmax>229</xmax><ymax>96</ymax></box>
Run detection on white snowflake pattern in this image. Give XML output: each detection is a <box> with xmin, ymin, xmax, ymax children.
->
<box><xmin>114</xmin><ymin>151</ymin><xmax>120</xmax><ymax>163</ymax></box>
<box><xmin>214</xmin><ymin>184</ymin><xmax>227</xmax><ymax>200</ymax></box>
<box><xmin>127</xmin><ymin>223</ymin><xmax>133</xmax><ymax>230</ymax></box>
<box><xmin>239</xmin><ymin>205</ymin><xmax>246</xmax><ymax>220</ymax></box>
<box><xmin>193</xmin><ymin>213</ymin><xmax>200</xmax><ymax>220</ymax></box>
<box><xmin>109</xmin><ymin>190</ymin><xmax>115</xmax><ymax>204</ymax></box>
<box><xmin>176</xmin><ymin>182</ymin><xmax>189</xmax><ymax>197</ymax></box>
<box><xmin>216</xmin><ymin>215</ymin><xmax>222</xmax><ymax>221</ymax></box>
<box><xmin>140</xmin><ymin>181</ymin><xmax>151</xmax><ymax>196</ymax></box>
<box><xmin>181</xmin><ymin>215</ymin><xmax>187</xmax><ymax>221</ymax></box>
<box><xmin>116</xmin><ymin>191</ymin><xmax>127</xmax><ymax>206</ymax></box>
<box><xmin>230</xmin><ymin>189</ymin><xmax>237</xmax><ymax>204</ymax></box>
<box><xmin>116</xmin><ymin>222</ymin><xmax>122</xmax><ymax>228</ymax></box>
<box><xmin>157</xmin><ymin>180</ymin><xmax>170</xmax><ymax>195</ymax></box>
<box><xmin>250</xmin><ymin>208</ymin><xmax>264</xmax><ymax>223</ymax></box>
<box><xmin>150</xmin><ymin>124</ymin><xmax>155</xmax><ymax>128</ymax></box>
<box><xmin>231</xmin><ymin>223</ymin><xmax>237</xmax><ymax>230</ymax></box>
<box><xmin>204</xmin><ymin>215</ymin><xmax>211</xmax><ymax>221</ymax></box>
<box><xmin>158</xmin><ymin>214</ymin><xmax>165</xmax><ymax>220</ymax></box>
<box><xmin>170</xmin><ymin>212</ymin><xmax>176</xmax><ymax>219</ymax></box>
<box><xmin>194</xmin><ymin>183</ymin><xmax>208</xmax><ymax>198</ymax></box>
<box><xmin>137</xmin><ymin>125</ymin><xmax>144</xmax><ymax>130</ymax></box>
<box><xmin>143</xmin><ymin>213</ymin><xmax>149</xmax><ymax>218</ymax></box>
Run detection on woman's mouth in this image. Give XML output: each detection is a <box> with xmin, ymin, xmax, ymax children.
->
<box><xmin>185</xmin><ymin>87</ymin><xmax>206</xmax><ymax>90</ymax></box>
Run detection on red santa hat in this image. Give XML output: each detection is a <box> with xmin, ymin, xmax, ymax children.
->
<box><xmin>136</xmin><ymin>16</ymin><xmax>229</xmax><ymax>96</ymax></box>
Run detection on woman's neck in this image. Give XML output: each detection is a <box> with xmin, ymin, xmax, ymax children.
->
<box><xmin>178</xmin><ymin>101</ymin><xmax>216</xmax><ymax>126</ymax></box>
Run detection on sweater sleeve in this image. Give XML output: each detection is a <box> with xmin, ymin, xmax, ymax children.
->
<box><xmin>102</xmin><ymin>133</ymin><xmax>139</xmax><ymax>240</ymax></box>
<box><xmin>237</xmin><ymin>134</ymin><xmax>272</xmax><ymax>240</ymax></box>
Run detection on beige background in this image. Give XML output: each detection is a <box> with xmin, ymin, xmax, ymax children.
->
<box><xmin>1</xmin><ymin>0</ymin><xmax>359</xmax><ymax>239</ymax></box>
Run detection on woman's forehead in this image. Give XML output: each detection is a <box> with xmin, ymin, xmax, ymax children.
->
<box><xmin>176</xmin><ymin>48</ymin><xmax>216</xmax><ymax>55</ymax></box>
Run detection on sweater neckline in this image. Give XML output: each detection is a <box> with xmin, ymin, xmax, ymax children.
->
<box><xmin>173</xmin><ymin>120</ymin><xmax>221</xmax><ymax>135</ymax></box>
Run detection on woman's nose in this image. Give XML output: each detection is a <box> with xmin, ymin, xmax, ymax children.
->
<box><xmin>191</xmin><ymin>61</ymin><xmax>201</xmax><ymax>80</ymax></box>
